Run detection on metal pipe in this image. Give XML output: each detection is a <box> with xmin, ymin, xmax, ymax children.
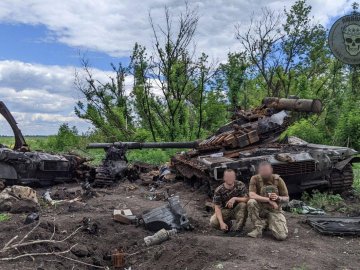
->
<box><xmin>262</xmin><ymin>97</ymin><xmax>322</xmax><ymax>113</ymax></box>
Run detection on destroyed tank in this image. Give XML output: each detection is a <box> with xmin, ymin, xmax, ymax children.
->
<box><xmin>0</xmin><ymin>101</ymin><xmax>91</xmax><ymax>186</ymax></box>
<box><xmin>88</xmin><ymin>97</ymin><xmax>360</xmax><ymax>194</ymax></box>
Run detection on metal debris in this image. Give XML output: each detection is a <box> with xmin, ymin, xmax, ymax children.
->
<box><xmin>141</xmin><ymin>196</ymin><xmax>192</xmax><ymax>231</ymax></box>
<box><xmin>113</xmin><ymin>209</ymin><xmax>136</xmax><ymax>224</ymax></box>
<box><xmin>284</xmin><ymin>200</ymin><xmax>325</xmax><ymax>215</ymax></box>
<box><xmin>307</xmin><ymin>216</ymin><xmax>360</xmax><ymax>235</ymax></box>
<box><xmin>144</xmin><ymin>228</ymin><xmax>177</xmax><ymax>246</ymax></box>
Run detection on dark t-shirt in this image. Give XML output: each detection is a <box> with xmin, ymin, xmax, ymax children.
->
<box><xmin>213</xmin><ymin>180</ymin><xmax>248</xmax><ymax>208</ymax></box>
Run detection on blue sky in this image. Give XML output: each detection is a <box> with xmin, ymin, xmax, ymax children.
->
<box><xmin>0</xmin><ymin>0</ymin><xmax>352</xmax><ymax>135</ymax></box>
<box><xmin>0</xmin><ymin>24</ymin><xmax>128</xmax><ymax>69</ymax></box>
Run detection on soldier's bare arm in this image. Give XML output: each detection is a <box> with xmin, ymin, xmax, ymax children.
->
<box><xmin>271</xmin><ymin>178</ymin><xmax>289</xmax><ymax>203</ymax></box>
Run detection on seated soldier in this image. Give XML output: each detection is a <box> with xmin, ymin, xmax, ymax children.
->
<box><xmin>210</xmin><ymin>169</ymin><xmax>248</xmax><ymax>232</ymax></box>
<box><xmin>247</xmin><ymin>161</ymin><xmax>289</xmax><ymax>240</ymax></box>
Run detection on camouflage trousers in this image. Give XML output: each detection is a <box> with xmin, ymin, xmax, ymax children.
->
<box><xmin>247</xmin><ymin>199</ymin><xmax>288</xmax><ymax>240</ymax></box>
<box><xmin>210</xmin><ymin>202</ymin><xmax>247</xmax><ymax>230</ymax></box>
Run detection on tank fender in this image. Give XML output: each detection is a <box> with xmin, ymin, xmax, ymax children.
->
<box><xmin>334</xmin><ymin>157</ymin><xmax>360</xmax><ymax>170</ymax></box>
<box><xmin>0</xmin><ymin>162</ymin><xmax>18</xmax><ymax>180</ymax></box>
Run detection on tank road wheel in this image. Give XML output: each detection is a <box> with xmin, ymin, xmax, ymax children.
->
<box><xmin>329</xmin><ymin>163</ymin><xmax>354</xmax><ymax>193</ymax></box>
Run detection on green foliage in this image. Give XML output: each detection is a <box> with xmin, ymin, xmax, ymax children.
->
<box><xmin>282</xmin><ymin>117</ymin><xmax>329</xmax><ymax>144</ymax></box>
<box><xmin>334</xmin><ymin>103</ymin><xmax>360</xmax><ymax>150</ymax></box>
<box><xmin>301</xmin><ymin>190</ymin><xmax>345</xmax><ymax>211</ymax></box>
<box><xmin>353</xmin><ymin>163</ymin><xmax>360</xmax><ymax>197</ymax></box>
<box><xmin>43</xmin><ymin>123</ymin><xmax>81</xmax><ymax>152</ymax></box>
<box><xmin>0</xmin><ymin>213</ymin><xmax>10</xmax><ymax>222</ymax></box>
<box><xmin>127</xmin><ymin>149</ymin><xmax>179</xmax><ymax>165</ymax></box>
<box><xmin>217</xmin><ymin>52</ymin><xmax>249</xmax><ymax>110</ymax></box>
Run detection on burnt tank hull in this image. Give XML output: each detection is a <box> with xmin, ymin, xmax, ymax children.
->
<box><xmin>0</xmin><ymin>101</ymin><xmax>92</xmax><ymax>186</ymax></box>
<box><xmin>171</xmin><ymin>138</ymin><xmax>358</xmax><ymax>194</ymax></box>
<box><xmin>0</xmin><ymin>148</ymin><xmax>88</xmax><ymax>186</ymax></box>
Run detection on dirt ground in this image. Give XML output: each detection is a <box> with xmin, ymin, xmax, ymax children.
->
<box><xmin>0</xmin><ymin>180</ymin><xmax>360</xmax><ymax>270</ymax></box>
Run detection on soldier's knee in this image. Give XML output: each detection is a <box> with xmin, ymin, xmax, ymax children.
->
<box><xmin>209</xmin><ymin>215</ymin><xmax>219</xmax><ymax>228</ymax></box>
<box><xmin>236</xmin><ymin>202</ymin><xmax>247</xmax><ymax>210</ymax></box>
<box><xmin>247</xmin><ymin>199</ymin><xmax>257</xmax><ymax>208</ymax></box>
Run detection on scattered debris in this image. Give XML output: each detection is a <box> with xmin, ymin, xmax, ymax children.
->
<box><xmin>0</xmin><ymin>180</ymin><xmax>5</xmax><ymax>191</ymax></box>
<box><xmin>113</xmin><ymin>209</ymin><xmax>136</xmax><ymax>224</ymax></box>
<box><xmin>24</xmin><ymin>212</ymin><xmax>40</xmax><ymax>224</ymax></box>
<box><xmin>42</xmin><ymin>190</ymin><xmax>82</xmax><ymax>206</ymax></box>
<box><xmin>159</xmin><ymin>165</ymin><xmax>176</xmax><ymax>182</ymax></box>
<box><xmin>141</xmin><ymin>196</ymin><xmax>192</xmax><ymax>231</ymax></box>
<box><xmin>0</xmin><ymin>185</ymin><xmax>39</xmax><ymax>213</ymax></box>
<box><xmin>140</xmin><ymin>171</ymin><xmax>158</xmax><ymax>185</ymax></box>
<box><xmin>284</xmin><ymin>200</ymin><xmax>325</xmax><ymax>215</ymax></box>
<box><xmin>144</xmin><ymin>228</ymin><xmax>177</xmax><ymax>246</ymax></box>
<box><xmin>306</xmin><ymin>216</ymin><xmax>360</xmax><ymax>235</ymax></box>
<box><xmin>125</xmin><ymin>184</ymin><xmax>137</xmax><ymax>191</ymax></box>
<box><xmin>82</xmin><ymin>217</ymin><xmax>98</xmax><ymax>234</ymax></box>
<box><xmin>144</xmin><ymin>191</ymin><xmax>168</xmax><ymax>201</ymax></box>
<box><xmin>112</xmin><ymin>249</ymin><xmax>125</xmax><ymax>268</ymax></box>
<box><xmin>93</xmin><ymin>146</ymin><xmax>128</xmax><ymax>187</ymax></box>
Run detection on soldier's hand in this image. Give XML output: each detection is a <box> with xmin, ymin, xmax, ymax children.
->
<box><xmin>269</xmin><ymin>200</ymin><xmax>279</xmax><ymax>209</ymax></box>
<box><xmin>270</xmin><ymin>193</ymin><xmax>279</xmax><ymax>201</ymax></box>
<box><xmin>225</xmin><ymin>197</ymin><xmax>236</xmax><ymax>208</ymax></box>
<box><xmin>220</xmin><ymin>221</ymin><xmax>229</xmax><ymax>231</ymax></box>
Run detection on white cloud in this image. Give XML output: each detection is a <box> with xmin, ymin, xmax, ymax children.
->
<box><xmin>0</xmin><ymin>60</ymin><xmax>115</xmax><ymax>135</ymax></box>
<box><xmin>0</xmin><ymin>0</ymin><xmax>351</xmax><ymax>60</ymax></box>
<box><xmin>0</xmin><ymin>60</ymin><xmax>161</xmax><ymax>135</ymax></box>
<box><xmin>0</xmin><ymin>1</ymin><xmax>353</xmax><ymax>135</ymax></box>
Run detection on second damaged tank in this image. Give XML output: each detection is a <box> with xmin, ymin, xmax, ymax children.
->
<box><xmin>0</xmin><ymin>101</ymin><xmax>92</xmax><ymax>186</ymax></box>
<box><xmin>88</xmin><ymin>97</ymin><xmax>359</xmax><ymax>194</ymax></box>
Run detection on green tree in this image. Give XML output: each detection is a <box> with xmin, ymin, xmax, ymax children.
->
<box><xmin>75</xmin><ymin>59</ymin><xmax>133</xmax><ymax>142</ymax></box>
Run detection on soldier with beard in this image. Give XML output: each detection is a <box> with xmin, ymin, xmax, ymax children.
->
<box><xmin>247</xmin><ymin>161</ymin><xmax>289</xmax><ymax>240</ymax></box>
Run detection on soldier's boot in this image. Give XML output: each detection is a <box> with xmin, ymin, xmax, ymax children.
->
<box><xmin>247</xmin><ymin>227</ymin><xmax>263</xmax><ymax>238</ymax></box>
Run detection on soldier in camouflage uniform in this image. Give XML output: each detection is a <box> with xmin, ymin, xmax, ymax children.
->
<box><xmin>210</xmin><ymin>169</ymin><xmax>248</xmax><ymax>232</ymax></box>
<box><xmin>247</xmin><ymin>161</ymin><xmax>289</xmax><ymax>240</ymax></box>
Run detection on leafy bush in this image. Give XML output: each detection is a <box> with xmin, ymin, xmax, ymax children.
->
<box><xmin>0</xmin><ymin>213</ymin><xmax>10</xmax><ymax>222</ymax></box>
<box><xmin>353</xmin><ymin>163</ymin><xmax>360</xmax><ymax>197</ymax></box>
<box><xmin>301</xmin><ymin>190</ymin><xmax>344</xmax><ymax>211</ymax></box>
<box><xmin>334</xmin><ymin>107</ymin><xmax>360</xmax><ymax>150</ymax></box>
<box><xmin>43</xmin><ymin>123</ymin><xmax>81</xmax><ymax>152</ymax></box>
<box><xmin>282</xmin><ymin>118</ymin><xmax>328</xmax><ymax>144</ymax></box>
<box><xmin>127</xmin><ymin>149</ymin><xmax>179</xmax><ymax>165</ymax></box>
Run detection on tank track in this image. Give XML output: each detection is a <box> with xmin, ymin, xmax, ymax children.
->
<box><xmin>329</xmin><ymin>163</ymin><xmax>354</xmax><ymax>192</ymax></box>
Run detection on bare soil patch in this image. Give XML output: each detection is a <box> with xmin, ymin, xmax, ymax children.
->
<box><xmin>0</xmin><ymin>181</ymin><xmax>359</xmax><ymax>270</ymax></box>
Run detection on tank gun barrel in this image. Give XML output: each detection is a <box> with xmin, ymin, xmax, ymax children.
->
<box><xmin>87</xmin><ymin>141</ymin><xmax>199</xmax><ymax>149</ymax></box>
<box><xmin>262</xmin><ymin>97</ymin><xmax>322</xmax><ymax>113</ymax></box>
